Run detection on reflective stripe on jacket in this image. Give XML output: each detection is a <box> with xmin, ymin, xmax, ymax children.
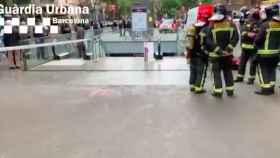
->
<box><xmin>255</xmin><ymin>20</ymin><xmax>280</xmax><ymax>57</ymax></box>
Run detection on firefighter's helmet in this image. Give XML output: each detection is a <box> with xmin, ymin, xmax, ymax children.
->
<box><xmin>271</xmin><ymin>4</ymin><xmax>280</xmax><ymax>21</ymax></box>
<box><xmin>209</xmin><ymin>4</ymin><xmax>227</xmax><ymax>21</ymax></box>
<box><xmin>265</xmin><ymin>4</ymin><xmax>280</xmax><ymax>20</ymax></box>
<box><xmin>195</xmin><ymin>4</ymin><xmax>214</xmax><ymax>27</ymax></box>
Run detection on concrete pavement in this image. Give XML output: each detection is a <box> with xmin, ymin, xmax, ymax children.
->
<box><xmin>0</xmin><ymin>68</ymin><xmax>280</xmax><ymax>158</ymax></box>
<box><xmin>32</xmin><ymin>57</ymin><xmax>188</xmax><ymax>71</ymax></box>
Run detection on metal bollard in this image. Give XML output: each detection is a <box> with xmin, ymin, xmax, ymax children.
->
<box><xmin>144</xmin><ymin>47</ymin><xmax>148</xmax><ymax>62</ymax></box>
<box><xmin>154</xmin><ymin>40</ymin><xmax>163</xmax><ymax>60</ymax></box>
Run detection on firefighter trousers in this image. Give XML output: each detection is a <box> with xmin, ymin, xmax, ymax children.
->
<box><xmin>211</xmin><ymin>56</ymin><xmax>234</xmax><ymax>94</ymax></box>
<box><xmin>237</xmin><ymin>49</ymin><xmax>257</xmax><ymax>80</ymax></box>
<box><xmin>189</xmin><ymin>57</ymin><xmax>208</xmax><ymax>91</ymax></box>
<box><xmin>256</xmin><ymin>56</ymin><xmax>279</xmax><ymax>90</ymax></box>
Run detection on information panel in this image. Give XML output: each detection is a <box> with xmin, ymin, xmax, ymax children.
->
<box><xmin>132</xmin><ymin>5</ymin><xmax>148</xmax><ymax>32</ymax></box>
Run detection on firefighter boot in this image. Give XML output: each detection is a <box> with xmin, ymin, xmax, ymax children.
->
<box><xmin>247</xmin><ymin>78</ymin><xmax>255</xmax><ymax>85</ymax></box>
<box><xmin>227</xmin><ymin>91</ymin><xmax>234</xmax><ymax>97</ymax></box>
<box><xmin>190</xmin><ymin>85</ymin><xmax>195</xmax><ymax>92</ymax></box>
<box><xmin>255</xmin><ymin>88</ymin><xmax>274</xmax><ymax>96</ymax></box>
<box><xmin>211</xmin><ymin>91</ymin><xmax>223</xmax><ymax>98</ymax></box>
<box><xmin>234</xmin><ymin>76</ymin><xmax>244</xmax><ymax>83</ymax></box>
<box><xmin>195</xmin><ymin>88</ymin><xmax>206</xmax><ymax>94</ymax></box>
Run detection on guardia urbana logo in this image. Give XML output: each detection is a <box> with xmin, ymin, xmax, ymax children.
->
<box><xmin>0</xmin><ymin>4</ymin><xmax>89</xmax><ymax>15</ymax></box>
<box><xmin>0</xmin><ymin>4</ymin><xmax>90</xmax><ymax>34</ymax></box>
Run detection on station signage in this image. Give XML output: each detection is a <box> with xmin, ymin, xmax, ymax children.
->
<box><xmin>132</xmin><ymin>4</ymin><xmax>148</xmax><ymax>32</ymax></box>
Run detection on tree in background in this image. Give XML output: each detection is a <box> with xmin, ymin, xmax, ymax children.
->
<box><xmin>102</xmin><ymin>0</ymin><xmax>133</xmax><ymax>16</ymax></box>
<box><xmin>200</xmin><ymin>0</ymin><xmax>213</xmax><ymax>3</ymax></box>
<box><xmin>160</xmin><ymin>0</ymin><xmax>182</xmax><ymax>17</ymax></box>
<box><xmin>159</xmin><ymin>0</ymin><xmax>213</xmax><ymax>17</ymax></box>
<box><xmin>13</xmin><ymin>0</ymin><xmax>31</xmax><ymax>5</ymax></box>
<box><xmin>101</xmin><ymin>0</ymin><xmax>213</xmax><ymax>19</ymax></box>
<box><xmin>0</xmin><ymin>0</ymin><xmax>31</xmax><ymax>6</ymax></box>
<box><xmin>116</xmin><ymin>0</ymin><xmax>133</xmax><ymax>16</ymax></box>
<box><xmin>0</xmin><ymin>0</ymin><xmax>11</xmax><ymax>6</ymax></box>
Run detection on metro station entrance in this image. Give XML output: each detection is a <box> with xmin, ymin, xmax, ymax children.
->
<box><xmin>14</xmin><ymin>29</ymin><xmax>188</xmax><ymax>72</ymax></box>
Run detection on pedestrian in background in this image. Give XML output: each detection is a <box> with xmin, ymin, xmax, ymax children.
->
<box><xmin>61</xmin><ymin>23</ymin><xmax>72</xmax><ymax>34</ymax></box>
<box><xmin>123</xmin><ymin>18</ymin><xmax>129</xmax><ymax>37</ymax></box>
<box><xmin>19</xmin><ymin>19</ymin><xmax>32</xmax><ymax>65</ymax></box>
<box><xmin>0</xmin><ymin>26</ymin><xmax>4</xmax><ymax>63</ymax></box>
<box><xmin>126</xmin><ymin>19</ymin><xmax>132</xmax><ymax>37</ymax></box>
<box><xmin>92</xmin><ymin>21</ymin><xmax>99</xmax><ymax>35</ymax></box>
<box><xmin>112</xmin><ymin>20</ymin><xmax>118</xmax><ymax>32</ymax></box>
<box><xmin>119</xmin><ymin>17</ymin><xmax>124</xmax><ymax>37</ymax></box>
<box><xmin>3</xmin><ymin>20</ymin><xmax>21</xmax><ymax>69</ymax></box>
<box><xmin>34</xmin><ymin>18</ymin><xmax>46</xmax><ymax>60</ymax></box>
<box><xmin>75</xmin><ymin>24</ymin><xmax>88</xmax><ymax>60</ymax></box>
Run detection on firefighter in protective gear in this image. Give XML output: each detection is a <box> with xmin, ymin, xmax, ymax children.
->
<box><xmin>205</xmin><ymin>4</ymin><xmax>239</xmax><ymax>97</ymax></box>
<box><xmin>235</xmin><ymin>7</ymin><xmax>261</xmax><ymax>84</ymax></box>
<box><xmin>186</xmin><ymin>11</ymin><xmax>213</xmax><ymax>93</ymax></box>
<box><xmin>254</xmin><ymin>4</ymin><xmax>280</xmax><ymax>95</ymax></box>
<box><xmin>186</xmin><ymin>25</ymin><xmax>196</xmax><ymax>92</ymax></box>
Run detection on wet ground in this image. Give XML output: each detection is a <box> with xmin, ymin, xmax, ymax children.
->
<box><xmin>33</xmin><ymin>57</ymin><xmax>188</xmax><ymax>71</ymax></box>
<box><xmin>0</xmin><ymin>66</ymin><xmax>280</xmax><ymax>158</ymax></box>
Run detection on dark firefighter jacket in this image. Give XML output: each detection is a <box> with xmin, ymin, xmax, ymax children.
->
<box><xmin>186</xmin><ymin>25</ymin><xmax>209</xmax><ymax>59</ymax></box>
<box><xmin>205</xmin><ymin>19</ymin><xmax>239</xmax><ymax>58</ymax></box>
<box><xmin>241</xmin><ymin>18</ymin><xmax>261</xmax><ymax>50</ymax></box>
<box><xmin>255</xmin><ymin>19</ymin><xmax>280</xmax><ymax>57</ymax></box>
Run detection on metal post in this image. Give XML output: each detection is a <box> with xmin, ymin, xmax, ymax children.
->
<box><xmin>176</xmin><ymin>29</ymin><xmax>179</xmax><ymax>55</ymax></box>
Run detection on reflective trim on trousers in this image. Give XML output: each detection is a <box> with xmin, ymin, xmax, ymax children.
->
<box><xmin>260</xmin><ymin>84</ymin><xmax>272</xmax><ymax>89</ymax></box>
<box><xmin>257</xmin><ymin>65</ymin><xmax>273</xmax><ymax>89</ymax></box>
<box><xmin>195</xmin><ymin>87</ymin><xmax>203</xmax><ymax>92</ymax></box>
<box><xmin>237</xmin><ymin>74</ymin><xmax>244</xmax><ymax>78</ymax></box>
<box><xmin>213</xmin><ymin>86</ymin><xmax>223</xmax><ymax>94</ymax></box>
<box><xmin>195</xmin><ymin>65</ymin><xmax>207</xmax><ymax>92</ymax></box>
<box><xmin>226</xmin><ymin>86</ymin><xmax>234</xmax><ymax>91</ymax></box>
<box><xmin>257</xmin><ymin>64</ymin><xmax>264</xmax><ymax>85</ymax></box>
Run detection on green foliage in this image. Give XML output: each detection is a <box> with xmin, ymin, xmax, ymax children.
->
<box><xmin>0</xmin><ymin>0</ymin><xmax>31</xmax><ymax>6</ymax></box>
<box><xmin>102</xmin><ymin>0</ymin><xmax>132</xmax><ymax>15</ymax></box>
<box><xmin>200</xmin><ymin>0</ymin><xmax>213</xmax><ymax>3</ymax></box>
<box><xmin>102</xmin><ymin>0</ymin><xmax>213</xmax><ymax>16</ymax></box>
<box><xmin>160</xmin><ymin>0</ymin><xmax>181</xmax><ymax>16</ymax></box>
<box><xmin>0</xmin><ymin>0</ymin><xmax>11</xmax><ymax>6</ymax></box>
<box><xmin>159</xmin><ymin>0</ymin><xmax>213</xmax><ymax>16</ymax></box>
<box><xmin>116</xmin><ymin>0</ymin><xmax>133</xmax><ymax>15</ymax></box>
<box><xmin>102</xmin><ymin>0</ymin><xmax>117</xmax><ymax>3</ymax></box>
<box><xmin>14</xmin><ymin>0</ymin><xmax>31</xmax><ymax>5</ymax></box>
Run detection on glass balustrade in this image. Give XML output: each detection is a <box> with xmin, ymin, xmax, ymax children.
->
<box><xmin>18</xmin><ymin>30</ymin><xmax>104</xmax><ymax>70</ymax></box>
<box><xmin>0</xmin><ymin>28</ymin><xmax>188</xmax><ymax>71</ymax></box>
